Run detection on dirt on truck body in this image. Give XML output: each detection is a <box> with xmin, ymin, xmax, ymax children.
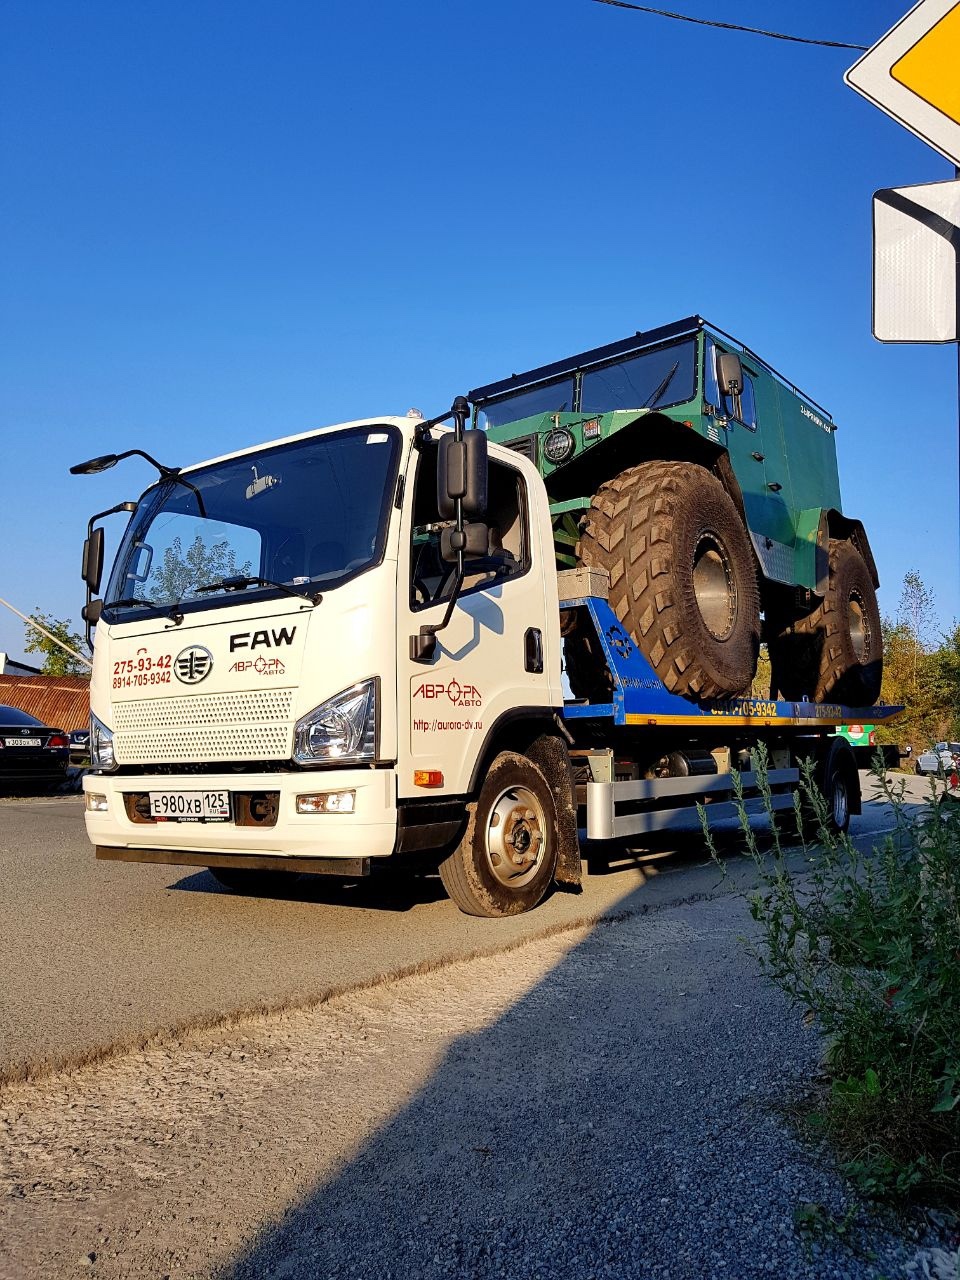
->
<box><xmin>471</xmin><ymin>316</ymin><xmax>882</xmax><ymax>708</ymax></box>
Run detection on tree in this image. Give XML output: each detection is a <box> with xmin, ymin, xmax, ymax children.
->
<box><xmin>897</xmin><ymin>570</ymin><xmax>937</xmax><ymax>703</ymax></box>
<box><xmin>146</xmin><ymin>535</ymin><xmax>253</xmax><ymax>604</ymax></box>
<box><xmin>23</xmin><ymin>612</ymin><xmax>89</xmax><ymax>677</ymax></box>
<box><xmin>877</xmin><ymin>571</ymin><xmax>949</xmax><ymax>752</ymax></box>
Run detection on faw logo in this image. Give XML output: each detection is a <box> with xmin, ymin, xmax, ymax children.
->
<box><xmin>413</xmin><ymin>679</ymin><xmax>482</xmax><ymax>708</ymax></box>
<box><xmin>229</xmin><ymin>626</ymin><xmax>297</xmax><ymax>652</ymax></box>
<box><xmin>174</xmin><ymin>645</ymin><xmax>213</xmax><ymax>684</ymax></box>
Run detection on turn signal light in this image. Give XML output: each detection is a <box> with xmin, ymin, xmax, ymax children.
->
<box><xmin>414</xmin><ymin>770</ymin><xmax>444</xmax><ymax>788</ymax></box>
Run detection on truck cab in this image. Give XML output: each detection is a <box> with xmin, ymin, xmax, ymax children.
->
<box><xmin>80</xmin><ymin>415</ymin><xmax>566</xmax><ymax>907</ymax></box>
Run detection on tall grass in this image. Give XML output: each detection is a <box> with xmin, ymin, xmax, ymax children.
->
<box><xmin>702</xmin><ymin>749</ymin><xmax>960</xmax><ymax>1204</ymax></box>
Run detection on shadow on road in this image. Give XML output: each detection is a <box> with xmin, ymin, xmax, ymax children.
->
<box><xmin>211</xmin><ymin>793</ymin><xmax>925</xmax><ymax>1280</ymax></box>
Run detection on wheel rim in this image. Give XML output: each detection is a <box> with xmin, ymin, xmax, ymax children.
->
<box><xmin>692</xmin><ymin>533</ymin><xmax>737</xmax><ymax>641</ymax></box>
<box><xmin>848</xmin><ymin>594</ymin><xmax>867</xmax><ymax>662</ymax></box>
<box><xmin>484</xmin><ymin>785</ymin><xmax>547</xmax><ymax>888</ymax></box>
<box><xmin>831</xmin><ymin>775</ymin><xmax>849</xmax><ymax>831</ymax></box>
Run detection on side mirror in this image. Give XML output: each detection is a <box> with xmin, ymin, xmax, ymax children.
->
<box><xmin>82</xmin><ymin>526</ymin><xmax>105</xmax><ymax>593</ymax></box>
<box><xmin>716</xmin><ymin>351</ymin><xmax>743</xmax><ymax>397</ymax></box>
<box><xmin>438</xmin><ymin>429</ymin><xmax>488</xmax><ymax>520</ymax></box>
<box><xmin>440</xmin><ymin>522</ymin><xmax>489</xmax><ymax>564</ymax></box>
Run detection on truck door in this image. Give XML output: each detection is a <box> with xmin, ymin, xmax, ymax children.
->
<box><xmin>705</xmin><ymin>338</ymin><xmax>796</xmax><ymax>585</ymax></box>
<box><xmin>397</xmin><ymin>441</ymin><xmax>552</xmax><ymax>799</ymax></box>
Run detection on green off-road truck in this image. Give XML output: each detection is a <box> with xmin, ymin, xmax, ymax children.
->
<box><xmin>470</xmin><ymin>316</ymin><xmax>882</xmax><ymax>707</ymax></box>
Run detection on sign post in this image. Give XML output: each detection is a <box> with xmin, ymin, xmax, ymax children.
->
<box><xmin>846</xmin><ymin>0</ymin><xmax>960</xmax><ymax>527</ymax></box>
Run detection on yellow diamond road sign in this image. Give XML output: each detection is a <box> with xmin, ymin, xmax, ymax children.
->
<box><xmin>846</xmin><ymin>0</ymin><xmax>960</xmax><ymax>166</ymax></box>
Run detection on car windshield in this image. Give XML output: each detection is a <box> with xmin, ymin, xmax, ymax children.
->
<box><xmin>103</xmin><ymin>426</ymin><xmax>402</xmax><ymax>620</ymax></box>
<box><xmin>0</xmin><ymin>705</ymin><xmax>44</xmax><ymax>726</ymax></box>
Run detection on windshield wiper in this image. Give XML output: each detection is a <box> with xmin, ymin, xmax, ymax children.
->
<box><xmin>196</xmin><ymin>575</ymin><xmax>323</xmax><ymax>606</ymax></box>
<box><xmin>102</xmin><ymin>596</ymin><xmax>155</xmax><ymax>610</ymax></box>
<box><xmin>644</xmin><ymin>361</ymin><xmax>680</xmax><ymax>409</ymax></box>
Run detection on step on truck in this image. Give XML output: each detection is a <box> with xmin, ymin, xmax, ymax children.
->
<box><xmin>72</xmin><ymin>325</ymin><xmax>899</xmax><ymax>918</ymax></box>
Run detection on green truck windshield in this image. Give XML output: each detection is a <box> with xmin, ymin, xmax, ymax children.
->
<box><xmin>478</xmin><ymin>337</ymin><xmax>696</xmax><ymax>430</ymax></box>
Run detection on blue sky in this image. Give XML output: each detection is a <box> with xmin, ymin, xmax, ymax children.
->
<box><xmin>1</xmin><ymin>0</ymin><xmax>956</xmax><ymax>664</ymax></box>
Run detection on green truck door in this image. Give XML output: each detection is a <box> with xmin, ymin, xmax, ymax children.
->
<box><xmin>705</xmin><ymin>340</ymin><xmax>796</xmax><ymax>585</ymax></box>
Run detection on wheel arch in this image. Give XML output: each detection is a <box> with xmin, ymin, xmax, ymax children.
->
<box><xmin>825</xmin><ymin>510</ymin><xmax>880</xmax><ymax>588</ymax></box>
<box><xmin>546</xmin><ymin>412</ymin><xmax>732</xmax><ymax>502</ymax></box>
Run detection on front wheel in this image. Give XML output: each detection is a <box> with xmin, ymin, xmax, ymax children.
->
<box><xmin>438</xmin><ymin>751</ymin><xmax>560</xmax><ymax>917</ymax></box>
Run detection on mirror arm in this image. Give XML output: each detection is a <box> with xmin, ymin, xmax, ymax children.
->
<box><xmin>410</xmin><ymin>568</ymin><xmax>465</xmax><ymax>664</ymax></box>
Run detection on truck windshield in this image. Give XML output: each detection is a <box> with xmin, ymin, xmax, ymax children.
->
<box><xmin>475</xmin><ymin>337</ymin><xmax>697</xmax><ymax>430</ymax></box>
<box><xmin>103</xmin><ymin>426</ymin><xmax>402</xmax><ymax>621</ymax></box>
<box><xmin>476</xmin><ymin>378</ymin><xmax>576</xmax><ymax>431</ymax></box>
<box><xmin>579</xmin><ymin>338</ymin><xmax>696</xmax><ymax>414</ymax></box>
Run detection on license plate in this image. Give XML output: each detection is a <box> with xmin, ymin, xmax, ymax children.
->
<box><xmin>4</xmin><ymin>738</ymin><xmax>41</xmax><ymax>748</ymax></box>
<box><xmin>148</xmin><ymin>790</ymin><xmax>231</xmax><ymax>822</ymax></box>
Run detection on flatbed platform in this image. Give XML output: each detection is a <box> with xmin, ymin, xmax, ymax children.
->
<box><xmin>559</xmin><ymin>595</ymin><xmax>902</xmax><ymax>733</ymax></box>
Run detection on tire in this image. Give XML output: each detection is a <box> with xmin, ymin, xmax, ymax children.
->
<box><xmin>438</xmin><ymin>750</ymin><xmax>560</xmax><ymax>917</ymax></box>
<box><xmin>769</xmin><ymin>539</ymin><xmax>882</xmax><ymax>705</ymax></box>
<box><xmin>208</xmin><ymin>867</ymin><xmax>297</xmax><ymax>894</ymax></box>
<box><xmin>576</xmin><ymin>460</ymin><xmax>760</xmax><ymax>700</ymax></box>
<box><xmin>784</xmin><ymin>743</ymin><xmax>855</xmax><ymax>841</ymax></box>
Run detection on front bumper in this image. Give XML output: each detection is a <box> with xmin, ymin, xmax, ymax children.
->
<box><xmin>82</xmin><ymin>768</ymin><xmax>398</xmax><ymax>864</ymax></box>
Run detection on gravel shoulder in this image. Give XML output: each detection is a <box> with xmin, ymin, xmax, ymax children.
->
<box><xmin>0</xmin><ymin>886</ymin><xmax>951</xmax><ymax>1280</ymax></box>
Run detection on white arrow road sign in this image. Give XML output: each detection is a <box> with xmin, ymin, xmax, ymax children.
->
<box><xmin>873</xmin><ymin>178</ymin><xmax>960</xmax><ymax>341</ymax></box>
<box><xmin>846</xmin><ymin>0</ymin><xmax>960</xmax><ymax>166</ymax></box>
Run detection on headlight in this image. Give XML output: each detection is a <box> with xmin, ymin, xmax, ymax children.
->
<box><xmin>89</xmin><ymin>712</ymin><xmax>117</xmax><ymax>772</ymax></box>
<box><xmin>294</xmin><ymin>678</ymin><xmax>378</xmax><ymax>766</ymax></box>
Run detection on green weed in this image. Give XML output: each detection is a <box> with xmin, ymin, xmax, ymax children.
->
<box><xmin>701</xmin><ymin>749</ymin><xmax>960</xmax><ymax>1206</ymax></box>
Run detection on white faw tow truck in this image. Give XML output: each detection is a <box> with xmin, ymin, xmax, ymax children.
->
<box><xmin>73</xmin><ymin>399</ymin><xmax>900</xmax><ymax>917</ymax></box>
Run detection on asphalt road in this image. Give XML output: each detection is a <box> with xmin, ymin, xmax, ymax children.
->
<box><xmin>0</xmin><ymin>774</ymin><xmax>926</xmax><ymax>1082</ymax></box>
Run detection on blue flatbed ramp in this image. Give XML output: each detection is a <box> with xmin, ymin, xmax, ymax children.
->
<box><xmin>560</xmin><ymin>596</ymin><xmax>902</xmax><ymax>732</ymax></box>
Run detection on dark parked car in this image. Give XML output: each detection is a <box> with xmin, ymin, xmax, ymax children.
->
<box><xmin>0</xmin><ymin>705</ymin><xmax>70</xmax><ymax>791</ymax></box>
<box><xmin>69</xmin><ymin>728</ymin><xmax>90</xmax><ymax>765</ymax></box>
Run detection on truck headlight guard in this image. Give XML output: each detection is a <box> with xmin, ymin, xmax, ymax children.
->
<box><xmin>293</xmin><ymin>678</ymin><xmax>379</xmax><ymax>766</ymax></box>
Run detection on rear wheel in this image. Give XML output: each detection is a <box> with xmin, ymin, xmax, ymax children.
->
<box><xmin>769</xmin><ymin>539</ymin><xmax>882</xmax><ymax>705</ymax></box>
<box><xmin>574</xmin><ymin>461</ymin><xmax>760</xmax><ymax>701</ymax></box>
<box><xmin>438</xmin><ymin>751</ymin><xmax>559</xmax><ymax>917</ymax></box>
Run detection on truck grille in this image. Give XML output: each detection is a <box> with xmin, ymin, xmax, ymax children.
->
<box><xmin>503</xmin><ymin>433</ymin><xmax>538</xmax><ymax>465</ymax></box>
<box><xmin>114</xmin><ymin>690</ymin><xmax>295</xmax><ymax>763</ymax></box>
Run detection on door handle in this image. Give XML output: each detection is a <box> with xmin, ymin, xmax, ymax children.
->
<box><xmin>524</xmin><ymin>628</ymin><xmax>544</xmax><ymax>674</ymax></box>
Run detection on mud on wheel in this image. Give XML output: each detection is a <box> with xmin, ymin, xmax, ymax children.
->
<box><xmin>568</xmin><ymin>460</ymin><xmax>760</xmax><ymax>701</ymax></box>
<box><xmin>769</xmin><ymin>538</ymin><xmax>882</xmax><ymax>706</ymax></box>
<box><xmin>438</xmin><ymin>750</ymin><xmax>560</xmax><ymax>917</ymax></box>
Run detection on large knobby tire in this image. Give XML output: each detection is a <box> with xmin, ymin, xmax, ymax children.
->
<box><xmin>573</xmin><ymin>460</ymin><xmax>760</xmax><ymax>701</ymax></box>
<box><xmin>438</xmin><ymin>751</ymin><xmax>560</xmax><ymax>917</ymax></box>
<box><xmin>769</xmin><ymin>539</ymin><xmax>882</xmax><ymax>706</ymax></box>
